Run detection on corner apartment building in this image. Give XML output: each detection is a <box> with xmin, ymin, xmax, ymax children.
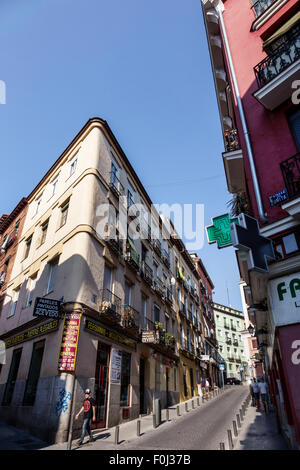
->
<box><xmin>213</xmin><ymin>302</ymin><xmax>248</xmax><ymax>381</ymax></box>
<box><xmin>190</xmin><ymin>254</ymin><xmax>220</xmax><ymax>387</ymax></box>
<box><xmin>202</xmin><ymin>0</ymin><xmax>300</xmax><ymax>449</ymax></box>
<box><xmin>0</xmin><ymin>117</ymin><xmax>205</xmax><ymax>443</ymax></box>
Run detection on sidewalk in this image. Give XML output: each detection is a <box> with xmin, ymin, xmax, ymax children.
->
<box><xmin>45</xmin><ymin>386</ymin><xmax>231</xmax><ymax>450</ymax></box>
<box><xmin>233</xmin><ymin>402</ymin><xmax>289</xmax><ymax>451</ymax></box>
<box><xmin>0</xmin><ymin>419</ymin><xmax>47</xmax><ymax>450</ymax></box>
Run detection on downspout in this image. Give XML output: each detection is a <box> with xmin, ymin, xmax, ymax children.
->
<box><xmin>216</xmin><ymin>5</ymin><xmax>268</xmax><ymax>224</ymax></box>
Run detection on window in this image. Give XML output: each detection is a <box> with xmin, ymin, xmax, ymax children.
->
<box><xmin>23</xmin><ymin>341</ymin><xmax>45</xmax><ymax>406</ymax></box>
<box><xmin>24</xmin><ymin>235</ymin><xmax>32</xmax><ymax>259</ymax></box>
<box><xmin>52</xmin><ymin>178</ymin><xmax>58</xmax><ymax>197</ymax></box>
<box><xmin>60</xmin><ymin>200</ymin><xmax>69</xmax><ymax>228</ymax></box>
<box><xmin>46</xmin><ymin>260</ymin><xmax>58</xmax><ymax>294</ymax></box>
<box><xmin>288</xmin><ymin>107</ymin><xmax>300</xmax><ymax>151</ymax></box>
<box><xmin>26</xmin><ymin>275</ymin><xmax>37</xmax><ymax>308</ymax></box>
<box><xmin>142</xmin><ymin>296</ymin><xmax>147</xmax><ymax>329</ymax></box>
<box><xmin>120</xmin><ymin>352</ymin><xmax>131</xmax><ymax>407</ymax></box>
<box><xmin>35</xmin><ymin>198</ymin><xmax>41</xmax><ymax>216</ymax></box>
<box><xmin>154</xmin><ymin>304</ymin><xmax>160</xmax><ymax>323</ymax></box>
<box><xmin>2</xmin><ymin>348</ymin><xmax>22</xmax><ymax>405</ymax></box>
<box><xmin>9</xmin><ymin>288</ymin><xmax>20</xmax><ymax>317</ymax></box>
<box><xmin>41</xmin><ymin>219</ymin><xmax>49</xmax><ymax>245</ymax></box>
<box><xmin>127</xmin><ymin>182</ymin><xmax>135</xmax><ymax>208</ymax></box>
<box><xmin>70</xmin><ymin>156</ymin><xmax>77</xmax><ymax>176</ymax></box>
<box><xmin>15</xmin><ymin>220</ymin><xmax>20</xmax><ymax>235</ymax></box>
<box><xmin>124</xmin><ymin>282</ymin><xmax>132</xmax><ymax>306</ymax></box>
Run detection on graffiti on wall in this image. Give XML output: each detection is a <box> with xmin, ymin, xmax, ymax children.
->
<box><xmin>55</xmin><ymin>389</ymin><xmax>72</xmax><ymax>417</ymax></box>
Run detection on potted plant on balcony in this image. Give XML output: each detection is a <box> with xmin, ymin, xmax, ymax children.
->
<box><xmin>122</xmin><ymin>306</ymin><xmax>135</xmax><ymax>327</ymax></box>
<box><xmin>100</xmin><ymin>300</ymin><xmax>111</xmax><ymax>312</ymax></box>
<box><xmin>162</xmin><ymin>332</ymin><xmax>175</xmax><ymax>349</ymax></box>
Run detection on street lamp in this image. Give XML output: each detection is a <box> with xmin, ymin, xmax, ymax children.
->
<box><xmin>247</xmin><ymin>324</ymin><xmax>255</xmax><ymax>336</ymax></box>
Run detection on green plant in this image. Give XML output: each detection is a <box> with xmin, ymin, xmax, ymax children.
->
<box><xmin>154</xmin><ymin>321</ymin><xmax>163</xmax><ymax>330</ymax></box>
<box><xmin>227</xmin><ymin>192</ymin><xmax>250</xmax><ymax>217</ymax></box>
<box><xmin>162</xmin><ymin>332</ymin><xmax>175</xmax><ymax>347</ymax></box>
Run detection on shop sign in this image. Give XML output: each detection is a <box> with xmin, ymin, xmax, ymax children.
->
<box><xmin>269</xmin><ymin>189</ymin><xmax>288</xmax><ymax>207</ymax></box>
<box><xmin>142</xmin><ymin>330</ymin><xmax>156</xmax><ymax>343</ymax></box>
<box><xmin>110</xmin><ymin>348</ymin><xmax>122</xmax><ymax>384</ymax></box>
<box><xmin>4</xmin><ymin>319</ymin><xmax>59</xmax><ymax>348</ymax></box>
<box><xmin>33</xmin><ymin>297</ymin><xmax>62</xmax><ymax>319</ymax></box>
<box><xmin>58</xmin><ymin>313</ymin><xmax>81</xmax><ymax>372</ymax></box>
<box><xmin>199</xmin><ymin>355</ymin><xmax>209</xmax><ymax>361</ymax></box>
<box><xmin>85</xmin><ymin>319</ymin><xmax>136</xmax><ymax>350</ymax></box>
<box><xmin>268</xmin><ymin>272</ymin><xmax>300</xmax><ymax>326</ymax></box>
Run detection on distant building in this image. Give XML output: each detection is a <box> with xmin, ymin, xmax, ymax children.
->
<box><xmin>213</xmin><ymin>302</ymin><xmax>248</xmax><ymax>381</ymax></box>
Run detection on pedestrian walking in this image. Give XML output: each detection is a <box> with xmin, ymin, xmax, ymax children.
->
<box><xmin>201</xmin><ymin>377</ymin><xmax>206</xmax><ymax>399</ymax></box>
<box><xmin>258</xmin><ymin>378</ymin><xmax>269</xmax><ymax>413</ymax></box>
<box><xmin>250</xmin><ymin>378</ymin><xmax>260</xmax><ymax>409</ymax></box>
<box><xmin>75</xmin><ymin>388</ymin><xmax>96</xmax><ymax>446</ymax></box>
<box><xmin>205</xmin><ymin>378</ymin><xmax>210</xmax><ymax>398</ymax></box>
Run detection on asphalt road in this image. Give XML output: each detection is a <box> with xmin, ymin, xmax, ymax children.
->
<box><xmin>122</xmin><ymin>386</ymin><xmax>249</xmax><ymax>450</ymax></box>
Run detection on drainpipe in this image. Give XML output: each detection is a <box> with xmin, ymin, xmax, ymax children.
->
<box><xmin>216</xmin><ymin>5</ymin><xmax>268</xmax><ymax>224</ymax></box>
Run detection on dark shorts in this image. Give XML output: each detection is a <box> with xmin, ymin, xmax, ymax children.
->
<box><xmin>261</xmin><ymin>393</ymin><xmax>267</xmax><ymax>402</ymax></box>
<box><xmin>254</xmin><ymin>392</ymin><xmax>260</xmax><ymax>399</ymax></box>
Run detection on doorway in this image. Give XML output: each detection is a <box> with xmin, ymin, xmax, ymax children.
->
<box><xmin>93</xmin><ymin>342</ymin><xmax>110</xmax><ymax>429</ymax></box>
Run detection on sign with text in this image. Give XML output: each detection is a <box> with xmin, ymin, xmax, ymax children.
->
<box><xmin>58</xmin><ymin>313</ymin><xmax>81</xmax><ymax>372</ymax></box>
<box><xmin>268</xmin><ymin>272</ymin><xmax>300</xmax><ymax>326</ymax></box>
<box><xmin>33</xmin><ymin>297</ymin><xmax>62</xmax><ymax>319</ymax></box>
<box><xmin>4</xmin><ymin>319</ymin><xmax>58</xmax><ymax>348</ymax></box>
<box><xmin>142</xmin><ymin>330</ymin><xmax>156</xmax><ymax>343</ymax></box>
<box><xmin>110</xmin><ymin>348</ymin><xmax>122</xmax><ymax>384</ymax></box>
<box><xmin>85</xmin><ymin>319</ymin><xmax>136</xmax><ymax>350</ymax></box>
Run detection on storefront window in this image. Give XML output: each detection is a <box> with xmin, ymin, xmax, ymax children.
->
<box><xmin>23</xmin><ymin>341</ymin><xmax>45</xmax><ymax>406</ymax></box>
<box><xmin>120</xmin><ymin>352</ymin><xmax>131</xmax><ymax>406</ymax></box>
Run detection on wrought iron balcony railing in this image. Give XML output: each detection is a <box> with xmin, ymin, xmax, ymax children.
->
<box><xmin>109</xmin><ymin>172</ymin><xmax>124</xmax><ymax>197</ymax></box>
<box><xmin>125</xmin><ymin>241</ymin><xmax>140</xmax><ymax>271</ymax></box>
<box><xmin>140</xmin><ymin>261</ymin><xmax>153</xmax><ymax>286</ymax></box>
<box><xmin>152</xmin><ymin>238</ymin><xmax>162</xmax><ymax>257</ymax></box>
<box><xmin>233</xmin><ymin>340</ymin><xmax>239</xmax><ymax>347</ymax></box>
<box><xmin>122</xmin><ymin>305</ymin><xmax>140</xmax><ymax>331</ymax></box>
<box><xmin>99</xmin><ymin>289</ymin><xmax>122</xmax><ymax>323</ymax></box>
<box><xmin>105</xmin><ymin>234</ymin><xmax>123</xmax><ymax>255</ymax></box>
<box><xmin>251</xmin><ymin>0</ymin><xmax>277</xmax><ymax>18</ymax></box>
<box><xmin>165</xmin><ymin>287</ymin><xmax>173</xmax><ymax>304</ymax></box>
<box><xmin>179</xmin><ymin>302</ymin><xmax>187</xmax><ymax>317</ymax></box>
<box><xmin>254</xmin><ymin>28</ymin><xmax>300</xmax><ymax>88</ymax></box>
<box><xmin>153</xmin><ymin>278</ymin><xmax>165</xmax><ymax>298</ymax></box>
<box><xmin>162</xmin><ymin>248</ymin><xmax>170</xmax><ymax>268</ymax></box>
<box><xmin>280</xmin><ymin>153</ymin><xmax>300</xmax><ymax>200</ymax></box>
<box><xmin>226</xmin><ymin>338</ymin><xmax>232</xmax><ymax>345</ymax></box>
<box><xmin>224</xmin><ymin>129</ymin><xmax>240</xmax><ymax>153</ymax></box>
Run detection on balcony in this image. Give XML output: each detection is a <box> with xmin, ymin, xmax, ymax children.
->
<box><xmin>142</xmin><ymin>319</ymin><xmax>177</xmax><ymax>354</ymax></box>
<box><xmin>125</xmin><ymin>241</ymin><xmax>140</xmax><ymax>271</ymax></box>
<box><xmin>109</xmin><ymin>172</ymin><xmax>124</xmax><ymax>198</ymax></box>
<box><xmin>251</xmin><ymin>0</ymin><xmax>278</xmax><ymax>18</ymax></box>
<box><xmin>180</xmin><ymin>339</ymin><xmax>195</xmax><ymax>357</ymax></box>
<box><xmin>281</xmin><ymin>153</ymin><xmax>300</xmax><ymax>205</ymax></box>
<box><xmin>140</xmin><ymin>262</ymin><xmax>153</xmax><ymax>287</ymax></box>
<box><xmin>122</xmin><ymin>305</ymin><xmax>140</xmax><ymax>332</ymax></box>
<box><xmin>152</xmin><ymin>239</ymin><xmax>162</xmax><ymax>257</ymax></box>
<box><xmin>253</xmin><ymin>27</ymin><xmax>300</xmax><ymax>110</ymax></box>
<box><xmin>179</xmin><ymin>302</ymin><xmax>187</xmax><ymax>317</ymax></box>
<box><xmin>105</xmin><ymin>234</ymin><xmax>123</xmax><ymax>256</ymax></box>
<box><xmin>162</xmin><ymin>249</ymin><xmax>170</xmax><ymax>268</ymax></box>
<box><xmin>233</xmin><ymin>340</ymin><xmax>239</xmax><ymax>347</ymax></box>
<box><xmin>223</xmin><ymin>131</ymin><xmax>246</xmax><ymax>194</ymax></box>
<box><xmin>226</xmin><ymin>338</ymin><xmax>232</xmax><ymax>345</ymax></box>
<box><xmin>153</xmin><ymin>278</ymin><xmax>165</xmax><ymax>298</ymax></box>
<box><xmin>99</xmin><ymin>289</ymin><xmax>122</xmax><ymax>325</ymax></box>
<box><xmin>165</xmin><ymin>287</ymin><xmax>173</xmax><ymax>305</ymax></box>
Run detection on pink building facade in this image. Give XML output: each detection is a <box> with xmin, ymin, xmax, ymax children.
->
<box><xmin>202</xmin><ymin>0</ymin><xmax>300</xmax><ymax>449</ymax></box>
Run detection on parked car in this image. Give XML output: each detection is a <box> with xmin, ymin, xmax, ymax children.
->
<box><xmin>225</xmin><ymin>377</ymin><xmax>241</xmax><ymax>385</ymax></box>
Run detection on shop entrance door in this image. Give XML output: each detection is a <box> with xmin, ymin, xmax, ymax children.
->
<box><xmin>139</xmin><ymin>358</ymin><xmax>146</xmax><ymax>415</ymax></box>
<box><xmin>93</xmin><ymin>342</ymin><xmax>110</xmax><ymax>429</ymax></box>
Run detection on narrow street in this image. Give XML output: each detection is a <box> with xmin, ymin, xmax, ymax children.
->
<box><xmin>121</xmin><ymin>386</ymin><xmax>248</xmax><ymax>450</ymax></box>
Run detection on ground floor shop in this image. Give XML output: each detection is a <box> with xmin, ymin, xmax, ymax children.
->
<box><xmin>178</xmin><ymin>354</ymin><xmax>198</xmax><ymax>402</ymax></box>
<box><xmin>0</xmin><ymin>311</ymin><xmax>181</xmax><ymax>443</ymax></box>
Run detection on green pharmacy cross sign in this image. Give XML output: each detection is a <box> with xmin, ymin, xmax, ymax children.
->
<box><xmin>206</xmin><ymin>214</ymin><xmax>239</xmax><ymax>249</ymax></box>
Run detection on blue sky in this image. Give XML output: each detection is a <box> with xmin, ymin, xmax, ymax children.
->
<box><xmin>0</xmin><ymin>0</ymin><xmax>243</xmax><ymax>310</ymax></box>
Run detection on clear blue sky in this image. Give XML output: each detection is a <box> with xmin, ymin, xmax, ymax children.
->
<box><xmin>0</xmin><ymin>0</ymin><xmax>242</xmax><ymax>311</ymax></box>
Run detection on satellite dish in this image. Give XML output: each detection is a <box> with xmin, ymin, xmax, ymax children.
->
<box><xmin>170</xmin><ymin>277</ymin><xmax>175</xmax><ymax>286</ymax></box>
